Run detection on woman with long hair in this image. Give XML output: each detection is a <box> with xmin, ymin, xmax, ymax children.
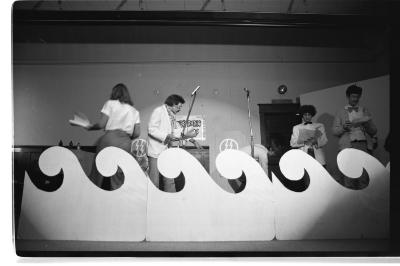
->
<box><xmin>85</xmin><ymin>83</ymin><xmax>140</xmax><ymax>190</ymax></box>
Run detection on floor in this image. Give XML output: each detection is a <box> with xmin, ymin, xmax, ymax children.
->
<box><xmin>15</xmin><ymin>239</ymin><xmax>392</xmax><ymax>256</ymax></box>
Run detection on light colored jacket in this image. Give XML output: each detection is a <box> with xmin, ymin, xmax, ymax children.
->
<box><xmin>332</xmin><ymin>106</ymin><xmax>377</xmax><ymax>151</ymax></box>
<box><xmin>290</xmin><ymin>122</ymin><xmax>328</xmax><ymax>165</ymax></box>
<box><xmin>147</xmin><ymin>105</ymin><xmax>182</xmax><ymax>158</ymax></box>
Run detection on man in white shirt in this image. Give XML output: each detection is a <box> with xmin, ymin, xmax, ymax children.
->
<box><xmin>290</xmin><ymin>105</ymin><xmax>328</xmax><ymax>167</ymax></box>
<box><xmin>332</xmin><ymin>85</ymin><xmax>377</xmax><ymax>153</ymax></box>
<box><xmin>147</xmin><ymin>94</ymin><xmax>197</xmax><ymax>192</ymax></box>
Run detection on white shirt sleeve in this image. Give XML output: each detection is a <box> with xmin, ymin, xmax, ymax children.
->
<box><xmin>290</xmin><ymin>125</ymin><xmax>303</xmax><ymax>148</ymax></box>
<box><xmin>100</xmin><ymin>100</ymin><xmax>112</xmax><ymax>117</ymax></box>
<box><xmin>135</xmin><ymin>111</ymin><xmax>140</xmax><ymax>124</ymax></box>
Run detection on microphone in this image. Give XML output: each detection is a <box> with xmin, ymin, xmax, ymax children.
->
<box><xmin>244</xmin><ymin>88</ymin><xmax>250</xmax><ymax>97</ymax></box>
<box><xmin>191</xmin><ymin>85</ymin><xmax>200</xmax><ymax>96</ymax></box>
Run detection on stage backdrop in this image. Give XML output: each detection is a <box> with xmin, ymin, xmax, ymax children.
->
<box><xmin>13</xmin><ymin>42</ymin><xmax>388</xmax><ymax>192</ymax></box>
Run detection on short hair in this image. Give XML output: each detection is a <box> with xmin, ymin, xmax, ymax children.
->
<box><xmin>110</xmin><ymin>83</ymin><xmax>133</xmax><ymax>106</ymax></box>
<box><xmin>164</xmin><ymin>94</ymin><xmax>185</xmax><ymax>106</ymax></box>
<box><xmin>346</xmin><ymin>84</ymin><xmax>362</xmax><ymax>97</ymax></box>
<box><xmin>298</xmin><ymin>105</ymin><xmax>316</xmax><ymax>117</ymax></box>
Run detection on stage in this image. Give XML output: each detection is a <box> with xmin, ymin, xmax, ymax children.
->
<box><xmin>15</xmin><ymin>239</ymin><xmax>391</xmax><ymax>256</ymax></box>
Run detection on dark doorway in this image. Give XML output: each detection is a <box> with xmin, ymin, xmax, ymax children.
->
<box><xmin>258</xmin><ymin>103</ymin><xmax>301</xmax><ymax>180</ymax></box>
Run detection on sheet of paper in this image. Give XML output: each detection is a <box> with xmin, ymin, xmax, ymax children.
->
<box><xmin>298</xmin><ymin>128</ymin><xmax>316</xmax><ymax>143</ymax></box>
<box><xmin>351</xmin><ymin>116</ymin><xmax>371</xmax><ymax>127</ymax></box>
<box><xmin>69</xmin><ymin>112</ymin><xmax>90</xmax><ymax>128</ymax></box>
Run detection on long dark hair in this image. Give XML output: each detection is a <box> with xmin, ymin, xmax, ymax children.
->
<box><xmin>110</xmin><ymin>83</ymin><xmax>133</xmax><ymax>106</ymax></box>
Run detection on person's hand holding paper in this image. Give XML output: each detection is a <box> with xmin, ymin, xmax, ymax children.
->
<box><xmin>304</xmin><ymin>127</ymin><xmax>322</xmax><ymax>146</ymax></box>
<box><xmin>69</xmin><ymin>112</ymin><xmax>91</xmax><ymax>129</ymax></box>
<box><xmin>351</xmin><ymin>116</ymin><xmax>371</xmax><ymax>127</ymax></box>
<box><xmin>297</xmin><ymin>128</ymin><xmax>316</xmax><ymax>144</ymax></box>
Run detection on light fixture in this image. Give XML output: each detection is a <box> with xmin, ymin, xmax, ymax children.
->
<box><xmin>278</xmin><ymin>84</ymin><xmax>287</xmax><ymax>95</ymax></box>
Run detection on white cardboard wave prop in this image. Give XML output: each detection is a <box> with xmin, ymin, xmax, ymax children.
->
<box><xmin>17</xmin><ymin>146</ymin><xmax>389</xmax><ymax>241</ymax></box>
<box><xmin>274</xmin><ymin>148</ymin><xmax>389</xmax><ymax>240</ymax></box>
<box><xmin>18</xmin><ymin>146</ymin><xmax>148</xmax><ymax>241</ymax></box>
<box><xmin>146</xmin><ymin>148</ymin><xmax>275</xmax><ymax>241</ymax></box>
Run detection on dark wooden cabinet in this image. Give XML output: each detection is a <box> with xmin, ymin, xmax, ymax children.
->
<box><xmin>258</xmin><ymin>103</ymin><xmax>301</xmax><ymax>149</ymax></box>
<box><xmin>258</xmin><ymin>103</ymin><xmax>301</xmax><ymax>180</ymax></box>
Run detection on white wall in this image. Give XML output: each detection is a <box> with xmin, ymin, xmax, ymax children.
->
<box><xmin>13</xmin><ymin>43</ymin><xmax>388</xmax><ymax>177</ymax></box>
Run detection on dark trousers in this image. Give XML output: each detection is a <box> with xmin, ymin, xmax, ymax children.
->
<box><xmin>148</xmin><ymin>156</ymin><xmax>176</xmax><ymax>192</ymax></box>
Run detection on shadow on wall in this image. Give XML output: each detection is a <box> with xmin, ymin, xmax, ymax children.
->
<box><xmin>316</xmin><ymin>112</ymin><xmax>353</xmax><ymax>185</ymax></box>
<box><xmin>316</xmin><ymin>112</ymin><xmax>337</xmax><ymax>177</ymax></box>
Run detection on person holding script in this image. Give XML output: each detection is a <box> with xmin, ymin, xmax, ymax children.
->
<box><xmin>290</xmin><ymin>105</ymin><xmax>328</xmax><ymax>167</ymax></box>
<box><xmin>70</xmin><ymin>83</ymin><xmax>141</xmax><ymax>190</ymax></box>
<box><xmin>332</xmin><ymin>84</ymin><xmax>377</xmax><ymax>154</ymax></box>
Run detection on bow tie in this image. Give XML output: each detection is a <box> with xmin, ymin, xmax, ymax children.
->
<box><xmin>304</xmin><ymin>122</ymin><xmax>312</xmax><ymax>125</ymax></box>
<box><xmin>347</xmin><ymin>106</ymin><xmax>359</xmax><ymax>112</ymax></box>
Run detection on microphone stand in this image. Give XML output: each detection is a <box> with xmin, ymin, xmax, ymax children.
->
<box><xmin>179</xmin><ymin>88</ymin><xmax>199</xmax><ymax>148</ymax></box>
<box><xmin>245</xmin><ymin>89</ymin><xmax>255</xmax><ymax>159</ymax></box>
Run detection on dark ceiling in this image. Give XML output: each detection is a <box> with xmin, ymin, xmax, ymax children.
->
<box><xmin>13</xmin><ymin>23</ymin><xmax>387</xmax><ymax>48</ymax></box>
<box><xmin>12</xmin><ymin>0</ymin><xmax>396</xmax><ymax>48</ymax></box>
